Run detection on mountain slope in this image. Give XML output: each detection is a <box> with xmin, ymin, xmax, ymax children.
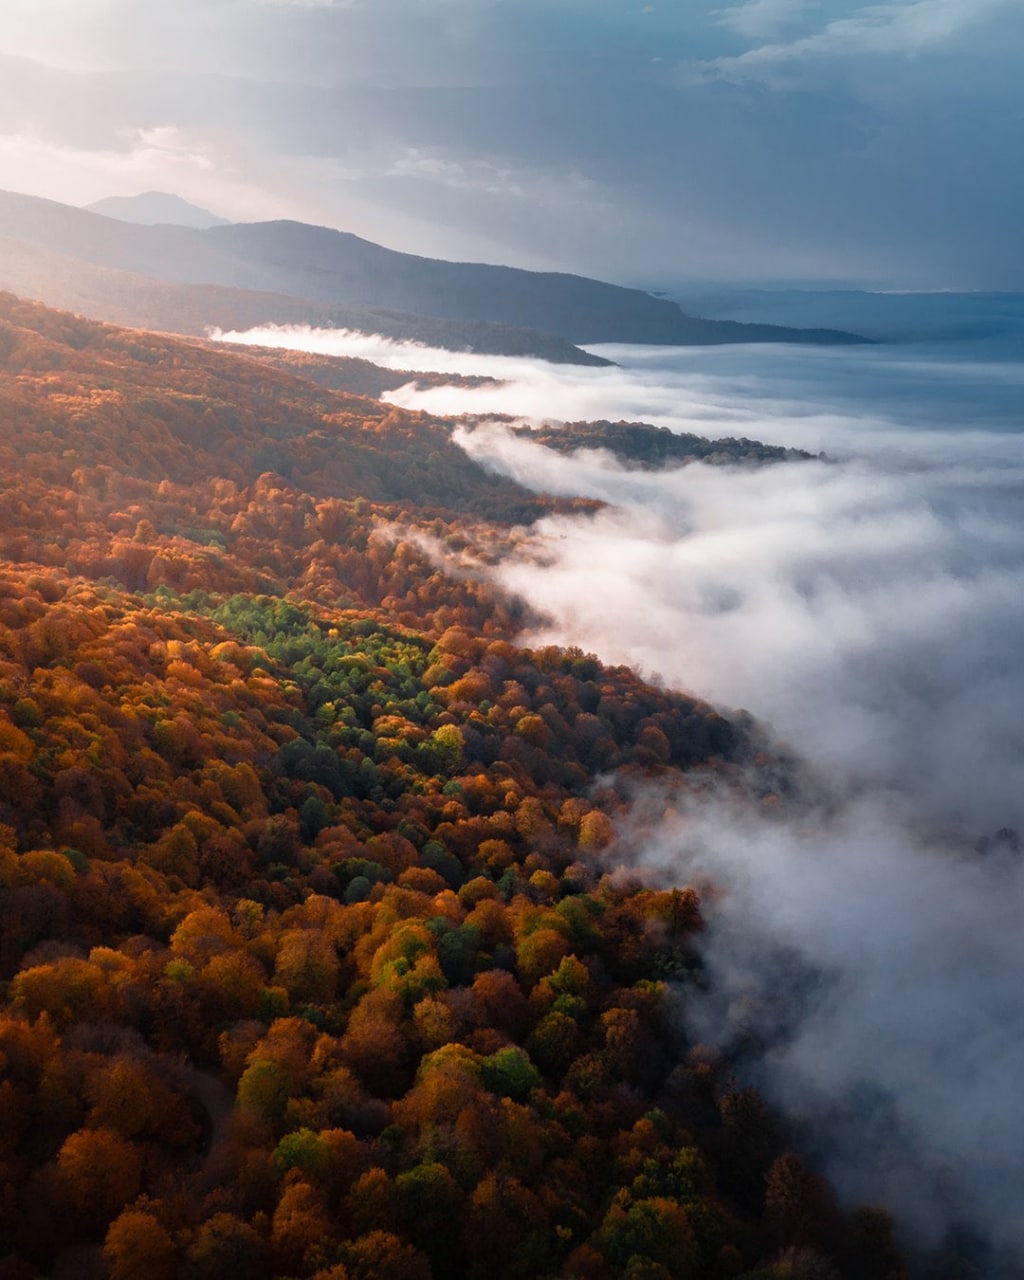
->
<box><xmin>0</xmin><ymin>189</ymin><xmax>865</xmax><ymax>348</ymax></box>
<box><xmin>0</xmin><ymin>290</ymin><xmax>560</xmax><ymax>518</ymax></box>
<box><xmin>0</xmin><ymin>235</ymin><xmax>611</xmax><ymax>365</ymax></box>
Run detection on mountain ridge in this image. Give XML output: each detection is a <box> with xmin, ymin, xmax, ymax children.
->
<box><xmin>0</xmin><ymin>188</ymin><xmax>867</xmax><ymax>351</ymax></box>
<box><xmin>0</xmin><ymin>234</ymin><xmax>612</xmax><ymax>366</ymax></box>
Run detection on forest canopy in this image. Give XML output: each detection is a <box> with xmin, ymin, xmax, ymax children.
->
<box><xmin>0</xmin><ymin>296</ymin><xmax>905</xmax><ymax>1280</ymax></box>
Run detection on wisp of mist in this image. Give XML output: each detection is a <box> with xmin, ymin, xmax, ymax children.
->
<box><xmin>222</xmin><ymin>317</ymin><xmax>1024</xmax><ymax>1263</ymax></box>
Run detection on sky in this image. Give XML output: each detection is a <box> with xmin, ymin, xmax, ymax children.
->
<box><xmin>1</xmin><ymin>0</ymin><xmax>1022</xmax><ymax>289</ymax></box>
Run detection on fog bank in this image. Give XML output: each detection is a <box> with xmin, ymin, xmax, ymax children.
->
<box><xmin>456</xmin><ymin>422</ymin><xmax>1024</xmax><ymax>834</ymax></box>
<box><xmin>446</xmin><ymin>339</ymin><xmax>1024</xmax><ymax>1265</ymax></box>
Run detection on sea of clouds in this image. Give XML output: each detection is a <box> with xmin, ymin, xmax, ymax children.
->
<box><xmin>221</xmin><ymin>316</ymin><xmax>1024</xmax><ymax>1267</ymax></box>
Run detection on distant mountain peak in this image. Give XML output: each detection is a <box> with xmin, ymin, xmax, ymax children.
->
<box><xmin>85</xmin><ymin>191</ymin><xmax>230</xmax><ymax>229</ymax></box>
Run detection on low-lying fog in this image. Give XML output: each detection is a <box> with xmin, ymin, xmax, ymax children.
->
<box><xmin>221</xmin><ymin>315</ymin><xmax>1024</xmax><ymax>1269</ymax></box>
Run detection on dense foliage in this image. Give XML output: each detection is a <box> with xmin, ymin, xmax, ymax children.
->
<box><xmin>0</xmin><ymin>297</ymin><xmax>905</xmax><ymax>1279</ymax></box>
<box><xmin>510</xmin><ymin>422</ymin><xmax>814</xmax><ymax>469</ymax></box>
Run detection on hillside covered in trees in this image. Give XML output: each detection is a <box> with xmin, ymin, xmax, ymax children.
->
<box><xmin>509</xmin><ymin>421</ymin><xmax>815</xmax><ymax>469</ymax></box>
<box><xmin>0</xmin><ymin>295</ymin><xmax>909</xmax><ymax>1280</ymax></box>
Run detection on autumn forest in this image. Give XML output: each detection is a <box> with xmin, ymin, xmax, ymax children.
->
<box><xmin>0</xmin><ymin>294</ymin><xmax>908</xmax><ymax>1280</ymax></box>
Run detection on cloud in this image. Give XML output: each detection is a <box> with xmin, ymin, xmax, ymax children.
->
<box><xmin>384</xmin><ymin>149</ymin><xmax>534</xmax><ymax>199</ymax></box>
<box><xmin>213</xmin><ymin>324</ymin><xmax>559</xmax><ymax>375</ymax></box>
<box><xmin>257</xmin><ymin>0</ymin><xmax>359</xmax><ymax>7</ymax></box>
<box><xmin>0</xmin><ymin>126</ymin><xmax>213</xmax><ymax>192</ymax></box>
<box><xmin>701</xmin><ymin>0</ymin><xmax>1016</xmax><ymax>83</ymax></box>
<box><xmin>0</xmin><ymin>0</ymin><xmax>117</xmax><ymax>71</ymax></box>
<box><xmin>0</xmin><ymin>125</ymin><xmax>304</xmax><ymax>219</ymax></box>
<box><xmin>622</xmin><ymin>784</ymin><xmax>1024</xmax><ymax>1258</ymax></box>
<box><xmin>716</xmin><ymin>0</ymin><xmax>817</xmax><ymax>40</ymax></box>
<box><xmin>471</xmin><ymin>430</ymin><xmax>1024</xmax><ymax>827</ymax></box>
<box><xmin>1</xmin><ymin>2</ymin><xmax>1023</xmax><ymax>287</ymax></box>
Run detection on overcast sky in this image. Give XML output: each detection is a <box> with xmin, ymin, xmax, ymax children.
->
<box><xmin>1</xmin><ymin>0</ymin><xmax>1021</xmax><ymax>288</ymax></box>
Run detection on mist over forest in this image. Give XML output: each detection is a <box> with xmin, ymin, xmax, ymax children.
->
<box><xmin>233</xmin><ymin>309</ymin><xmax>1024</xmax><ymax>1268</ymax></box>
